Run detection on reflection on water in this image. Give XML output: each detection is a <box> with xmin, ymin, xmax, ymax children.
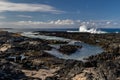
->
<box><xmin>45</xmin><ymin>42</ymin><xmax>103</xmax><ymax>60</ymax></box>
<box><xmin>22</xmin><ymin>32</ymin><xmax>103</xmax><ymax>60</ymax></box>
<box><xmin>22</xmin><ymin>32</ymin><xmax>70</xmax><ymax>41</ymax></box>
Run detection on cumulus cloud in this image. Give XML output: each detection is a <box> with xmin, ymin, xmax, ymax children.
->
<box><xmin>0</xmin><ymin>19</ymin><xmax>119</xmax><ymax>28</ymax></box>
<box><xmin>15</xmin><ymin>19</ymin><xmax>74</xmax><ymax>25</ymax></box>
<box><xmin>0</xmin><ymin>0</ymin><xmax>63</xmax><ymax>14</ymax></box>
<box><xmin>17</xmin><ymin>15</ymin><xmax>32</xmax><ymax>18</ymax></box>
<box><xmin>106</xmin><ymin>21</ymin><xmax>111</xmax><ymax>25</ymax></box>
<box><xmin>0</xmin><ymin>16</ymin><xmax>6</xmax><ymax>19</ymax></box>
<box><xmin>0</xmin><ymin>19</ymin><xmax>75</xmax><ymax>28</ymax></box>
<box><xmin>50</xmin><ymin>19</ymin><xmax>74</xmax><ymax>25</ymax></box>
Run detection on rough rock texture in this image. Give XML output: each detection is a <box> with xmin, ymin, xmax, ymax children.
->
<box><xmin>36</xmin><ymin>31</ymin><xmax>120</xmax><ymax>80</ymax></box>
<box><xmin>0</xmin><ymin>59</ymin><xmax>25</xmax><ymax>80</ymax></box>
<box><xmin>58</xmin><ymin>45</ymin><xmax>82</xmax><ymax>55</ymax></box>
<box><xmin>0</xmin><ymin>31</ymin><xmax>120</xmax><ymax>80</ymax></box>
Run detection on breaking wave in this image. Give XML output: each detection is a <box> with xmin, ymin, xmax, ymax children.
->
<box><xmin>79</xmin><ymin>25</ymin><xmax>106</xmax><ymax>34</ymax></box>
<box><xmin>67</xmin><ymin>25</ymin><xmax>107</xmax><ymax>34</ymax></box>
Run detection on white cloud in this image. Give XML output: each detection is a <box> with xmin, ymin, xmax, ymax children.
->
<box><xmin>15</xmin><ymin>19</ymin><xmax>74</xmax><ymax>25</ymax></box>
<box><xmin>106</xmin><ymin>21</ymin><xmax>111</xmax><ymax>25</ymax></box>
<box><xmin>0</xmin><ymin>19</ymin><xmax>75</xmax><ymax>28</ymax></box>
<box><xmin>0</xmin><ymin>19</ymin><xmax>119</xmax><ymax>28</ymax></box>
<box><xmin>52</xmin><ymin>19</ymin><xmax>74</xmax><ymax>25</ymax></box>
<box><xmin>17</xmin><ymin>15</ymin><xmax>32</xmax><ymax>18</ymax></box>
<box><xmin>76</xmin><ymin>20</ymin><xmax>81</xmax><ymax>23</ymax></box>
<box><xmin>0</xmin><ymin>16</ymin><xmax>6</xmax><ymax>19</ymax></box>
<box><xmin>0</xmin><ymin>1</ymin><xmax>63</xmax><ymax>14</ymax></box>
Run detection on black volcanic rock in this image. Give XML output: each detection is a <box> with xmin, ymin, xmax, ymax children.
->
<box><xmin>58</xmin><ymin>44</ymin><xmax>82</xmax><ymax>55</ymax></box>
<box><xmin>45</xmin><ymin>76</ymin><xmax>59</xmax><ymax>80</ymax></box>
<box><xmin>0</xmin><ymin>31</ymin><xmax>120</xmax><ymax>80</ymax></box>
<box><xmin>0</xmin><ymin>59</ymin><xmax>26</xmax><ymax>80</ymax></box>
<box><xmin>55</xmin><ymin>60</ymin><xmax>84</xmax><ymax>79</ymax></box>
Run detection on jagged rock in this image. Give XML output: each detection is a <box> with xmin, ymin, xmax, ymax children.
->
<box><xmin>58</xmin><ymin>45</ymin><xmax>82</xmax><ymax>55</ymax></box>
<box><xmin>45</xmin><ymin>76</ymin><xmax>59</xmax><ymax>80</ymax></box>
<box><xmin>0</xmin><ymin>31</ymin><xmax>120</xmax><ymax>80</ymax></box>
<box><xmin>0</xmin><ymin>59</ymin><xmax>26</xmax><ymax>80</ymax></box>
<box><xmin>21</xmin><ymin>77</ymin><xmax>42</xmax><ymax>80</ymax></box>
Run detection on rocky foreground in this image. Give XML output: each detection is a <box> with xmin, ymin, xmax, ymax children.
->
<box><xmin>0</xmin><ymin>31</ymin><xmax>120</xmax><ymax>80</ymax></box>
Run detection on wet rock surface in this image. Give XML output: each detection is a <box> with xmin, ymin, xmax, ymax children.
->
<box><xmin>35</xmin><ymin>31</ymin><xmax>120</xmax><ymax>80</ymax></box>
<box><xmin>0</xmin><ymin>31</ymin><xmax>120</xmax><ymax>80</ymax></box>
<box><xmin>58</xmin><ymin>45</ymin><xmax>82</xmax><ymax>55</ymax></box>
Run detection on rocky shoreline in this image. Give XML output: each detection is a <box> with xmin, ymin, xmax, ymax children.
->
<box><xmin>0</xmin><ymin>30</ymin><xmax>120</xmax><ymax>80</ymax></box>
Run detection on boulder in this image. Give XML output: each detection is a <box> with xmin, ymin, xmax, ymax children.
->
<box><xmin>58</xmin><ymin>45</ymin><xmax>82</xmax><ymax>55</ymax></box>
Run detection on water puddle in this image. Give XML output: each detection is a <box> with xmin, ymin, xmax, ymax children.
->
<box><xmin>22</xmin><ymin>32</ymin><xmax>103</xmax><ymax>60</ymax></box>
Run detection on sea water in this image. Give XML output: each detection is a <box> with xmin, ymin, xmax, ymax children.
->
<box><xmin>3</xmin><ymin>27</ymin><xmax>120</xmax><ymax>33</ymax></box>
<box><xmin>22</xmin><ymin>32</ymin><xmax>103</xmax><ymax>60</ymax></box>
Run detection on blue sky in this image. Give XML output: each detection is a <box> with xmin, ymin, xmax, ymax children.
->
<box><xmin>0</xmin><ymin>0</ymin><xmax>120</xmax><ymax>28</ymax></box>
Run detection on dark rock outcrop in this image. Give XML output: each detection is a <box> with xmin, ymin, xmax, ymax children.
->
<box><xmin>58</xmin><ymin>45</ymin><xmax>82</xmax><ymax>55</ymax></box>
<box><xmin>0</xmin><ymin>31</ymin><xmax>120</xmax><ymax>80</ymax></box>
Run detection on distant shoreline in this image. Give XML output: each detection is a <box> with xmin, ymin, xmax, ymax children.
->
<box><xmin>1</xmin><ymin>27</ymin><xmax>120</xmax><ymax>33</ymax></box>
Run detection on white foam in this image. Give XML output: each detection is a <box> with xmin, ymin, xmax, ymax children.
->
<box><xmin>79</xmin><ymin>25</ymin><xmax>88</xmax><ymax>32</ymax></box>
<box><xmin>79</xmin><ymin>25</ymin><xmax>106</xmax><ymax>34</ymax></box>
<box><xmin>67</xmin><ymin>25</ymin><xmax>107</xmax><ymax>34</ymax></box>
<box><xmin>21</xmin><ymin>32</ymin><xmax>70</xmax><ymax>42</ymax></box>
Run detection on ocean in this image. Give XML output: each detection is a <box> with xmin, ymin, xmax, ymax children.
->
<box><xmin>100</xmin><ymin>28</ymin><xmax>120</xmax><ymax>33</ymax></box>
<box><xmin>3</xmin><ymin>28</ymin><xmax>120</xmax><ymax>33</ymax></box>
